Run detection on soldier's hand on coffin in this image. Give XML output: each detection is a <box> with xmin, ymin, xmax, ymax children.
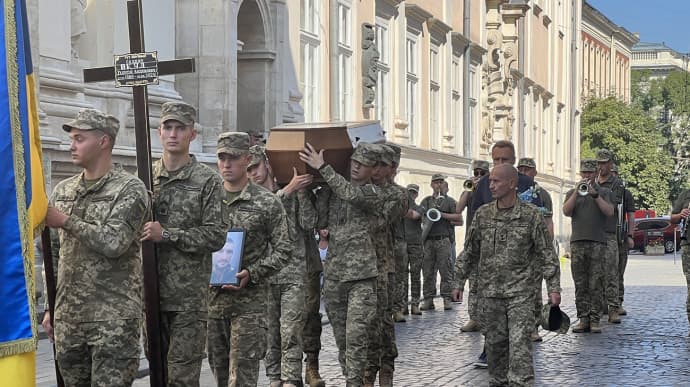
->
<box><xmin>221</xmin><ymin>269</ymin><xmax>251</xmax><ymax>291</ymax></box>
<box><xmin>141</xmin><ymin>221</ymin><xmax>163</xmax><ymax>242</ymax></box>
<box><xmin>299</xmin><ymin>142</ymin><xmax>325</xmax><ymax>170</ymax></box>
<box><xmin>46</xmin><ymin>206</ymin><xmax>68</xmax><ymax>228</ymax></box>
<box><xmin>283</xmin><ymin>167</ymin><xmax>314</xmax><ymax>196</ymax></box>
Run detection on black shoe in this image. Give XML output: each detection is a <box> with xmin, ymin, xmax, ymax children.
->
<box><xmin>473</xmin><ymin>351</ymin><xmax>488</xmax><ymax>368</ymax></box>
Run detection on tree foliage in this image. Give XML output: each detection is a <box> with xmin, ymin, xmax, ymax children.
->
<box><xmin>581</xmin><ymin>96</ymin><xmax>674</xmax><ymax>212</ymax></box>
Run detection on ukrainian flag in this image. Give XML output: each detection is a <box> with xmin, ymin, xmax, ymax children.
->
<box><xmin>0</xmin><ymin>0</ymin><xmax>48</xmax><ymax>386</ymax></box>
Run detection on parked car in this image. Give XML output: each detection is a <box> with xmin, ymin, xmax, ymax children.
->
<box><xmin>632</xmin><ymin>217</ymin><xmax>681</xmax><ymax>253</ymax></box>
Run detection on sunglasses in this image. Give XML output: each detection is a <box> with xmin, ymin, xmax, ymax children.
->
<box><xmin>473</xmin><ymin>170</ymin><xmax>487</xmax><ymax>177</ymax></box>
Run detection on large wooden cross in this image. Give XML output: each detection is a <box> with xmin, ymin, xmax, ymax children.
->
<box><xmin>82</xmin><ymin>1</ymin><xmax>195</xmax><ymax>386</ymax></box>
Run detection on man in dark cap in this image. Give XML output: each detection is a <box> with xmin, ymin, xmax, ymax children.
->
<box><xmin>404</xmin><ymin>184</ymin><xmax>424</xmax><ymax>316</ymax></box>
<box><xmin>44</xmin><ymin>108</ymin><xmax>149</xmax><ymax>386</ymax></box>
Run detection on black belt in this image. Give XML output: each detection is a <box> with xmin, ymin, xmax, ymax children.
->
<box><xmin>426</xmin><ymin>235</ymin><xmax>449</xmax><ymax>241</ymax></box>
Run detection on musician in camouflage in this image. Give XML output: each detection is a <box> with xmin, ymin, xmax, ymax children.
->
<box><xmin>44</xmin><ymin>108</ymin><xmax>149</xmax><ymax>386</ymax></box>
<box><xmin>208</xmin><ymin>132</ymin><xmax>292</xmax><ymax>387</ymax></box>
<box><xmin>141</xmin><ymin>101</ymin><xmax>227</xmax><ymax>387</ymax></box>
<box><xmin>301</xmin><ymin>142</ymin><xmax>381</xmax><ymax>387</ymax></box>
<box><xmin>452</xmin><ymin>164</ymin><xmax>561</xmax><ymax>387</ymax></box>
<box><xmin>404</xmin><ymin>184</ymin><xmax>424</xmax><ymax>315</ymax></box>
<box><xmin>247</xmin><ymin>145</ymin><xmax>316</xmax><ymax>387</ymax></box>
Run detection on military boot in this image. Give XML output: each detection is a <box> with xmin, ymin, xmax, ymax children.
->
<box><xmin>460</xmin><ymin>319</ymin><xmax>479</xmax><ymax>332</ymax></box>
<box><xmin>420</xmin><ymin>299</ymin><xmax>435</xmax><ymax>310</ymax></box>
<box><xmin>410</xmin><ymin>304</ymin><xmax>422</xmax><ymax>315</ymax></box>
<box><xmin>590</xmin><ymin>321</ymin><xmax>602</xmax><ymax>333</ymax></box>
<box><xmin>608</xmin><ymin>309</ymin><xmax>621</xmax><ymax>324</ymax></box>
<box><xmin>571</xmin><ymin>318</ymin><xmax>590</xmax><ymax>333</ymax></box>
<box><xmin>304</xmin><ymin>353</ymin><xmax>325</xmax><ymax>387</ymax></box>
<box><xmin>393</xmin><ymin>311</ymin><xmax>407</xmax><ymax>322</ymax></box>
<box><xmin>379</xmin><ymin>367</ymin><xmax>394</xmax><ymax>387</ymax></box>
<box><xmin>618</xmin><ymin>305</ymin><xmax>627</xmax><ymax>316</ymax></box>
<box><xmin>363</xmin><ymin>370</ymin><xmax>376</xmax><ymax>387</ymax></box>
<box><xmin>402</xmin><ymin>306</ymin><xmax>409</xmax><ymax>315</ymax></box>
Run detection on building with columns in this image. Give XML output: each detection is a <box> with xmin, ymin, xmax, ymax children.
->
<box><xmin>28</xmin><ymin>0</ymin><xmax>633</xmax><ymax>245</ymax></box>
<box><xmin>632</xmin><ymin>41</ymin><xmax>690</xmax><ymax>80</ymax></box>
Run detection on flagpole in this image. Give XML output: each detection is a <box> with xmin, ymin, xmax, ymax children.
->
<box><xmin>40</xmin><ymin>227</ymin><xmax>65</xmax><ymax>387</ymax></box>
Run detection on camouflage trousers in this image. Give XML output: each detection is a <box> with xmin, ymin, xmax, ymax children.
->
<box><xmin>481</xmin><ymin>294</ymin><xmax>535</xmax><ymax>387</ymax></box>
<box><xmin>682</xmin><ymin>245</ymin><xmax>690</xmax><ymax>323</ymax></box>
<box><xmin>406</xmin><ymin>243</ymin><xmax>423</xmax><ymax>304</ymax></box>
<box><xmin>601</xmin><ymin>234</ymin><xmax>620</xmax><ymax>311</ymax></box>
<box><xmin>265</xmin><ymin>282</ymin><xmax>305</xmax><ymax>383</ymax></box>
<box><xmin>533</xmin><ymin>274</ymin><xmax>544</xmax><ymax>327</ymax></box>
<box><xmin>323</xmin><ymin>277</ymin><xmax>377</xmax><ymax>386</ymax></box>
<box><xmin>422</xmin><ymin>237</ymin><xmax>453</xmax><ymax>300</ymax></box>
<box><xmin>365</xmin><ymin>274</ymin><xmax>398</xmax><ymax>381</ymax></box>
<box><xmin>54</xmin><ymin>318</ymin><xmax>140</xmax><ymax>387</ymax></box>
<box><xmin>159</xmin><ymin>311</ymin><xmax>208</xmax><ymax>387</ymax></box>
<box><xmin>468</xmin><ymin>269</ymin><xmax>479</xmax><ymax>321</ymax></box>
<box><xmin>302</xmin><ymin>270</ymin><xmax>322</xmax><ymax>355</ymax></box>
<box><xmin>618</xmin><ymin>241</ymin><xmax>629</xmax><ymax>304</ymax></box>
<box><xmin>392</xmin><ymin>239</ymin><xmax>408</xmax><ymax>314</ymax></box>
<box><xmin>207</xmin><ymin>312</ymin><xmax>267</xmax><ymax>387</ymax></box>
<box><xmin>570</xmin><ymin>240</ymin><xmax>605</xmax><ymax>323</ymax></box>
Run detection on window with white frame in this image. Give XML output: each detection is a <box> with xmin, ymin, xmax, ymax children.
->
<box><xmin>406</xmin><ymin>34</ymin><xmax>419</xmax><ymax>144</ymax></box>
<box><xmin>467</xmin><ymin>65</ymin><xmax>478</xmax><ymax>155</ymax></box>
<box><xmin>300</xmin><ymin>0</ymin><xmax>320</xmax><ymax>121</ymax></box>
<box><xmin>334</xmin><ymin>1</ymin><xmax>352</xmax><ymax>120</ymax></box>
<box><xmin>375</xmin><ymin>19</ymin><xmax>391</xmax><ymax>132</ymax></box>
<box><xmin>429</xmin><ymin>44</ymin><xmax>440</xmax><ymax>150</ymax></box>
<box><xmin>451</xmin><ymin>56</ymin><xmax>461</xmax><ymax>153</ymax></box>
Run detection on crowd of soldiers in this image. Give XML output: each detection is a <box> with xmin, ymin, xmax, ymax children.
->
<box><xmin>42</xmin><ymin>99</ymin><xmax>690</xmax><ymax>387</ymax></box>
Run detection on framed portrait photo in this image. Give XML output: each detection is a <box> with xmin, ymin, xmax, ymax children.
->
<box><xmin>210</xmin><ymin>229</ymin><xmax>245</xmax><ymax>287</ymax></box>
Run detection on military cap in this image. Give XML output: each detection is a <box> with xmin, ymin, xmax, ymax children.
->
<box><xmin>350</xmin><ymin>143</ymin><xmax>378</xmax><ymax>167</ymax></box>
<box><xmin>431</xmin><ymin>173</ymin><xmax>446</xmax><ymax>182</ymax></box>
<box><xmin>63</xmin><ymin>108</ymin><xmax>120</xmax><ymax>140</ymax></box>
<box><xmin>406</xmin><ymin>184</ymin><xmax>420</xmax><ymax>193</ymax></box>
<box><xmin>386</xmin><ymin>143</ymin><xmax>402</xmax><ymax>165</ymax></box>
<box><xmin>517</xmin><ymin>157</ymin><xmax>537</xmax><ymax>168</ymax></box>
<box><xmin>217</xmin><ymin>132</ymin><xmax>250</xmax><ymax>155</ymax></box>
<box><xmin>160</xmin><ymin>101</ymin><xmax>196</xmax><ymax>126</ymax></box>
<box><xmin>378</xmin><ymin>144</ymin><xmax>396</xmax><ymax>166</ymax></box>
<box><xmin>471</xmin><ymin>160</ymin><xmax>490</xmax><ymax>171</ymax></box>
<box><xmin>596</xmin><ymin>149</ymin><xmax>613</xmax><ymax>162</ymax></box>
<box><xmin>540</xmin><ymin>304</ymin><xmax>570</xmax><ymax>334</ymax></box>
<box><xmin>248</xmin><ymin>145</ymin><xmax>267</xmax><ymax>168</ymax></box>
<box><xmin>580</xmin><ymin>159</ymin><xmax>597</xmax><ymax>172</ymax></box>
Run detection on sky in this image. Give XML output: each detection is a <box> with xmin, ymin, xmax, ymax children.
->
<box><xmin>586</xmin><ymin>0</ymin><xmax>690</xmax><ymax>53</ymax></box>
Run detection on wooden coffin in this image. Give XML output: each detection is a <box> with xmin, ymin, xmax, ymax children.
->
<box><xmin>265</xmin><ymin>121</ymin><xmax>385</xmax><ymax>184</ymax></box>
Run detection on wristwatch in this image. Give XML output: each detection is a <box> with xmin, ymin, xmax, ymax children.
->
<box><xmin>162</xmin><ymin>229</ymin><xmax>173</xmax><ymax>242</ymax></box>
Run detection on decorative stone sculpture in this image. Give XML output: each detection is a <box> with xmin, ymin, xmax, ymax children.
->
<box><xmin>361</xmin><ymin>23</ymin><xmax>379</xmax><ymax>108</ymax></box>
<box><xmin>70</xmin><ymin>0</ymin><xmax>87</xmax><ymax>59</ymax></box>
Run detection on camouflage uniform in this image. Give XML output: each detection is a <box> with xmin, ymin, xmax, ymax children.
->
<box><xmin>455</xmin><ymin>199</ymin><xmax>561</xmax><ymax>386</ymax></box>
<box><xmin>302</xmin><ymin>232</ymin><xmax>324</xmax><ymax>380</ymax></box>
<box><xmin>315</xmin><ymin>144</ymin><xmax>381</xmax><ymax>387</ymax></box>
<box><xmin>207</xmin><ymin>133</ymin><xmax>292</xmax><ymax>387</ymax></box>
<box><xmin>597</xmin><ymin>178</ymin><xmax>625</xmax><ymax>313</ymax></box>
<box><xmin>50</xmin><ymin>109</ymin><xmax>148</xmax><ymax>386</ymax></box>
<box><xmin>403</xmin><ymin>187</ymin><xmax>424</xmax><ymax>307</ymax></box>
<box><xmin>420</xmin><ymin>183</ymin><xmax>457</xmax><ymax>305</ymax></box>
<box><xmin>264</xmin><ymin>178</ymin><xmax>318</xmax><ymax>383</ymax></box>
<box><xmin>672</xmin><ymin>190</ymin><xmax>690</xmax><ymax>323</ymax></box>
<box><xmin>152</xmin><ymin>102</ymin><xmax>227</xmax><ymax>387</ymax></box>
<box><xmin>618</xmin><ymin>188</ymin><xmax>635</xmax><ymax>305</ymax></box>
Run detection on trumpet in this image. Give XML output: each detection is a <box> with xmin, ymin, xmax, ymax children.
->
<box><xmin>426</xmin><ymin>208</ymin><xmax>442</xmax><ymax>222</ymax></box>
<box><xmin>577</xmin><ymin>181</ymin><xmax>590</xmax><ymax>196</ymax></box>
<box><xmin>421</xmin><ymin>208</ymin><xmax>442</xmax><ymax>241</ymax></box>
<box><xmin>463</xmin><ymin>179</ymin><xmax>475</xmax><ymax>191</ymax></box>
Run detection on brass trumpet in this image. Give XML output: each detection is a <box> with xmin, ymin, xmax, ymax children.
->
<box><xmin>577</xmin><ymin>181</ymin><xmax>590</xmax><ymax>196</ymax></box>
<box><xmin>463</xmin><ymin>179</ymin><xmax>475</xmax><ymax>191</ymax></box>
<box><xmin>421</xmin><ymin>208</ymin><xmax>442</xmax><ymax>241</ymax></box>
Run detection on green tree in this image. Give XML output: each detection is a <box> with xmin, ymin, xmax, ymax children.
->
<box><xmin>581</xmin><ymin>96</ymin><xmax>674</xmax><ymax>212</ymax></box>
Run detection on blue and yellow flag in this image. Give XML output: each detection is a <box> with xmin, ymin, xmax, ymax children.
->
<box><xmin>0</xmin><ymin>0</ymin><xmax>48</xmax><ymax>385</ymax></box>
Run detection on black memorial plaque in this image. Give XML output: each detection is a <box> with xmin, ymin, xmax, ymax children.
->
<box><xmin>114</xmin><ymin>51</ymin><xmax>159</xmax><ymax>87</ymax></box>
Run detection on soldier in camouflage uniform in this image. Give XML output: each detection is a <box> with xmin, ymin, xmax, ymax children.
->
<box><xmin>671</xmin><ymin>189</ymin><xmax>690</xmax><ymax>327</ymax></box>
<box><xmin>303</xmin><ymin>225</ymin><xmax>326</xmax><ymax>387</ymax></box>
<box><xmin>207</xmin><ymin>132</ymin><xmax>292</xmax><ymax>387</ymax></box>
<box><xmin>247</xmin><ymin>145</ymin><xmax>316</xmax><ymax>387</ymax></box>
<box><xmin>300</xmin><ymin>142</ymin><xmax>381</xmax><ymax>387</ymax></box>
<box><xmin>420</xmin><ymin>174</ymin><xmax>460</xmax><ymax>311</ymax></box>
<box><xmin>140</xmin><ymin>102</ymin><xmax>227</xmax><ymax>387</ymax></box>
<box><xmin>452</xmin><ymin>164</ymin><xmax>561</xmax><ymax>387</ymax></box>
<box><xmin>611</xmin><ymin>164</ymin><xmax>636</xmax><ymax>315</ymax></box>
<box><xmin>43</xmin><ymin>108</ymin><xmax>149</xmax><ymax>386</ymax></box>
<box><xmin>517</xmin><ymin>157</ymin><xmax>555</xmax><ymax>342</ymax></box>
<box><xmin>404</xmin><ymin>184</ymin><xmax>424</xmax><ymax>315</ymax></box>
<box><xmin>563</xmin><ymin>159</ymin><xmax>614</xmax><ymax>334</ymax></box>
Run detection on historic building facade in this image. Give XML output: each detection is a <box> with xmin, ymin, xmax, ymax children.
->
<box><xmin>632</xmin><ymin>41</ymin><xmax>690</xmax><ymax>80</ymax></box>
<box><xmin>28</xmin><ymin>0</ymin><xmax>632</xmax><ymax>245</ymax></box>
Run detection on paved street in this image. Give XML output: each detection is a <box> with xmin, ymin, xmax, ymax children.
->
<box><xmin>37</xmin><ymin>251</ymin><xmax>690</xmax><ymax>386</ymax></box>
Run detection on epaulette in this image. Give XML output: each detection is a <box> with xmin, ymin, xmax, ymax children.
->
<box><xmin>361</xmin><ymin>184</ymin><xmax>378</xmax><ymax>196</ymax></box>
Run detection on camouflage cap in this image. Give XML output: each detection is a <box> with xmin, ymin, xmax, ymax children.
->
<box><xmin>471</xmin><ymin>160</ymin><xmax>490</xmax><ymax>171</ymax></box>
<box><xmin>350</xmin><ymin>143</ymin><xmax>378</xmax><ymax>167</ymax></box>
<box><xmin>62</xmin><ymin>108</ymin><xmax>120</xmax><ymax>139</ymax></box>
<box><xmin>379</xmin><ymin>144</ymin><xmax>396</xmax><ymax>166</ymax></box>
<box><xmin>540</xmin><ymin>304</ymin><xmax>570</xmax><ymax>334</ymax></box>
<box><xmin>217</xmin><ymin>132</ymin><xmax>250</xmax><ymax>155</ymax></box>
<box><xmin>406</xmin><ymin>183</ymin><xmax>420</xmax><ymax>193</ymax></box>
<box><xmin>160</xmin><ymin>101</ymin><xmax>196</xmax><ymax>126</ymax></box>
<box><xmin>386</xmin><ymin>143</ymin><xmax>402</xmax><ymax>165</ymax></box>
<box><xmin>580</xmin><ymin>158</ymin><xmax>597</xmax><ymax>172</ymax></box>
<box><xmin>596</xmin><ymin>148</ymin><xmax>613</xmax><ymax>162</ymax></box>
<box><xmin>248</xmin><ymin>145</ymin><xmax>267</xmax><ymax>168</ymax></box>
<box><xmin>517</xmin><ymin>157</ymin><xmax>537</xmax><ymax>168</ymax></box>
<box><xmin>431</xmin><ymin>173</ymin><xmax>446</xmax><ymax>182</ymax></box>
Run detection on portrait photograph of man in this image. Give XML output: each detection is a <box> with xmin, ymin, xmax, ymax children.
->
<box><xmin>210</xmin><ymin>230</ymin><xmax>244</xmax><ymax>286</ymax></box>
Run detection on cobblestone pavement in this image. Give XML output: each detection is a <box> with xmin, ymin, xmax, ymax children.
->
<box><xmin>37</xmin><ymin>251</ymin><xmax>690</xmax><ymax>386</ymax></box>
